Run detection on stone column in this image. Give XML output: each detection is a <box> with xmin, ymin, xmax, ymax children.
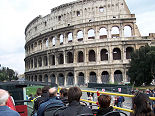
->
<box><xmin>63</xmin><ymin>51</ymin><xmax>66</xmax><ymax>64</ymax></box>
<box><xmin>97</xmin><ymin>71</ymin><xmax>101</xmax><ymax>83</ymax></box>
<box><xmin>110</xmin><ymin>69</ymin><xmax>114</xmax><ymax>83</ymax></box>
<box><xmin>85</xmin><ymin>71</ymin><xmax>89</xmax><ymax>84</ymax></box>
<box><xmin>55</xmin><ymin>53</ymin><xmax>58</xmax><ymax>66</ymax></box>
<box><xmin>109</xmin><ymin>46</ymin><xmax>113</xmax><ymax>63</ymax></box>
<box><xmin>47</xmin><ymin>53</ymin><xmax>50</xmax><ymax>66</ymax></box>
<box><xmin>83</xmin><ymin>28</ymin><xmax>88</xmax><ymax>42</ymax></box>
<box><xmin>95</xmin><ymin>27</ymin><xmax>100</xmax><ymax>39</ymax></box>
<box><xmin>96</xmin><ymin>47</ymin><xmax>100</xmax><ymax>64</ymax></box>
<box><xmin>107</xmin><ymin>26</ymin><xmax>111</xmax><ymax>38</ymax></box>
<box><xmin>74</xmin><ymin>71</ymin><xmax>77</xmax><ymax>86</ymax></box>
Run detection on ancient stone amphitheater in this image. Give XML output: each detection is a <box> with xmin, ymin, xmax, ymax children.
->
<box><xmin>25</xmin><ymin>0</ymin><xmax>155</xmax><ymax>86</ymax></box>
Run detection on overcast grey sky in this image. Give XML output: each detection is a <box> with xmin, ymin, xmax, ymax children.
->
<box><xmin>0</xmin><ymin>0</ymin><xmax>155</xmax><ymax>74</ymax></box>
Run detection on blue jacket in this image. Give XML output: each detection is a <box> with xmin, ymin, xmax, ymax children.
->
<box><xmin>37</xmin><ymin>96</ymin><xmax>64</xmax><ymax>116</ymax></box>
<box><xmin>0</xmin><ymin>106</ymin><xmax>20</xmax><ymax>116</ymax></box>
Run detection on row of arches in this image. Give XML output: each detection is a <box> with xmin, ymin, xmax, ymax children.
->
<box><xmin>25</xmin><ymin>47</ymin><xmax>134</xmax><ymax>69</ymax></box>
<box><xmin>26</xmin><ymin>25</ymin><xmax>133</xmax><ymax>55</ymax></box>
<box><xmin>26</xmin><ymin>70</ymin><xmax>126</xmax><ymax>86</ymax></box>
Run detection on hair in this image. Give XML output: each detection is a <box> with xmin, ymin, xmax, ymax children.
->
<box><xmin>98</xmin><ymin>95</ymin><xmax>111</xmax><ymax>108</ymax></box>
<box><xmin>49</xmin><ymin>87</ymin><xmax>57</xmax><ymax>97</ymax></box>
<box><xmin>36</xmin><ymin>88</ymin><xmax>42</xmax><ymax>96</ymax></box>
<box><xmin>0</xmin><ymin>89</ymin><xmax>9</xmax><ymax>105</ymax></box>
<box><xmin>68</xmin><ymin>87</ymin><xmax>82</xmax><ymax>103</ymax></box>
<box><xmin>132</xmin><ymin>92</ymin><xmax>154</xmax><ymax>116</ymax></box>
<box><xmin>42</xmin><ymin>86</ymin><xmax>50</xmax><ymax>93</ymax></box>
<box><xmin>60</xmin><ymin>88</ymin><xmax>68</xmax><ymax>97</ymax></box>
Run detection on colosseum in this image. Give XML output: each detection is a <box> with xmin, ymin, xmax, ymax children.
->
<box><xmin>25</xmin><ymin>0</ymin><xmax>155</xmax><ymax>86</ymax></box>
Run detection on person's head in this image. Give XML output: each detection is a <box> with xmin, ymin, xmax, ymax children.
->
<box><xmin>42</xmin><ymin>86</ymin><xmax>50</xmax><ymax>93</ymax></box>
<box><xmin>49</xmin><ymin>87</ymin><xmax>57</xmax><ymax>97</ymax></box>
<box><xmin>98</xmin><ymin>95</ymin><xmax>111</xmax><ymax>108</ymax></box>
<box><xmin>68</xmin><ymin>87</ymin><xmax>82</xmax><ymax>103</ymax></box>
<box><xmin>132</xmin><ymin>92</ymin><xmax>153</xmax><ymax>116</ymax></box>
<box><xmin>36</xmin><ymin>88</ymin><xmax>42</xmax><ymax>96</ymax></box>
<box><xmin>0</xmin><ymin>89</ymin><xmax>9</xmax><ymax>106</ymax></box>
<box><xmin>60</xmin><ymin>88</ymin><xmax>68</xmax><ymax>98</ymax></box>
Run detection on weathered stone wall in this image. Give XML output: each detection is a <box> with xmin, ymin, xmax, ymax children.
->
<box><xmin>24</xmin><ymin>0</ymin><xmax>155</xmax><ymax>86</ymax></box>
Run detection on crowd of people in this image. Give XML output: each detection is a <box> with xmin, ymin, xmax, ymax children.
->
<box><xmin>0</xmin><ymin>87</ymin><xmax>155</xmax><ymax>116</ymax></box>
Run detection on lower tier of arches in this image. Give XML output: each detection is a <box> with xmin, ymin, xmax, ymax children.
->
<box><xmin>25</xmin><ymin>66</ymin><xmax>130</xmax><ymax>86</ymax></box>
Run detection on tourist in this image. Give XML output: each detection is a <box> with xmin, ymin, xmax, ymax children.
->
<box><xmin>59</xmin><ymin>88</ymin><xmax>68</xmax><ymax>105</ymax></box>
<box><xmin>34</xmin><ymin>86</ymin><xmax>50</xmax><ymax>111</ymax></box>
<box><xmin>31</xmin><ymin>88</ymin><xmax>42</xmax><ymax>116</ymax></box>
<box><xmin>96</xmin><ymin>94</ymin><xmax>120</xmax><ymax>116</ymax></box>
<box><xmin>0</xmin><ymin>89</ymin><xmax>20</xmax><ymax>116</ymax></box>
<box><xmin>130</xmin><ymin>92</ymin><xmax>154</xmax><ymax>116</ymax></box>
<box><xmin>37</xmin><ymin>87</ymin><xmax>64</xmax><ymax>116</ymax></box>
<box><xmin>59</xmin><ymin>87</ymin><xmax>93</xmax><ymax>116</ymax></box>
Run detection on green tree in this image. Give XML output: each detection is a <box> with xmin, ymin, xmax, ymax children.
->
<box><xmin>0</xmin><ymin>66</ymin><xmax>18</xmax><ymax>81</ymax></box>
<box><xmin>128</xmin><ymin>45</ymin><xmax>155</xmax><ymax>86</ymax></box>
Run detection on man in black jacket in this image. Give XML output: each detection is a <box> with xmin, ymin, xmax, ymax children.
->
<box><xmin>97</xmin><ymin>95</ymin><xmax>120</xmax><ymax>116</ymax></box>
<box><xmin>59</xmin><ymin>87</ymin><xmax>93</xmax><ymax>116</ymax></box>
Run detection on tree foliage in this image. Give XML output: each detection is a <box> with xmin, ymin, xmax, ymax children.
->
<box><xmin>0</xmin><ymin>66</ymin><xmax>18</xmax><ymax>81</ymax></box>
<box><xmin>128</xmin><ymin>45</ymin><xmax>155</xmax><ymax>86</ymax></box>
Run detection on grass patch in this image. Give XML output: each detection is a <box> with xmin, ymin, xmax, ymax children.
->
<box><xmin>134</xmin><ymin>85</ymin><xmax>155</xmax><ymax>90</ymax></box>
<box><xmin>26</xmin><ymin>86</ymin><xmax>43</xmax><ymax>96</ymax></box>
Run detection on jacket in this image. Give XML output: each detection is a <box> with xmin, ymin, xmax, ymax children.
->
<box><xmin>0</xmin><ymin>106</ymin><xmax>20</xmax><ymax>116</ymax></box>
<box><xmin>96</xmin><ymin>106</ymin><xmax>120</xmax><ymax>116</ymax></box>
<box><xmin>59</xmin><ymin>100</ymin><xmax>93</xmax><ymax>116</ymax></box>
<box><xmin>37</xmin><ymin>96</ymin><xmax>64</xmax><ymax>116</ymax></box>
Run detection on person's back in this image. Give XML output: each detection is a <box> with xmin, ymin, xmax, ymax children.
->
<box><xmin>60</xmin><ymin>88</ymin><xmax>68</xmax><ymax>105</ymax></box>
<box><xmin>131</xmin><ymin>92</ymin><xmax>154</xmax><ymax>116</ymax></box>
<box><xmin>59</xmin><ymin>87</ymin><xmax>92</xmax><ymax>116</ymax></box>
<box><xmin>96</xmin><ymin>95</ymin><xmax>120</xmax><ymax>116</ymax></box>
<box><xmin>34</xmin><ymin>86</ymin><xmax>50</xmax><ymax>111</ymax></box>
<box><xmin>37</xmin><ymin>87</ymin><xmax>64</xmax><ymax>116</ymax></box>
<box><xmin>0</xmin><ymin>89</ymin><xmax>20</xmax><ymax>116</ymax></box>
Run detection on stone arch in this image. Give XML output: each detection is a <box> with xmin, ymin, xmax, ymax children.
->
<box><xmin>101</xmin><ymin>71</ymin><xmax>109</xmax><ymax>83</ymax></box>
<box><xmin>78</xmin><ymin>72</ymin><xmax>85</xmax><ymax>86</ymax></box>
<box><xmin>52</xmin><ymin>37</ymin><xmax>56</xmax><ymax>46</ymax></box>
<box><xmin>30</xmin><ymin>59</ymin><xmax>33</xmax><ymax>69</ymax></box>
<box><xmin>59</xmin><ymin>34</ymin><xmax>64</xmax><ymax>45</ymax></box>
<box><xmin>38</xmin><ymin>57</ymin><xmax>42</xmax><ymax>67</ymax></box>
<box><xmin>126</xmin><ymin>47</ymin><xmax>134</xmax><ymax>59</ymax></box>
<box><xmin>124</xmin><ymin>25</ymin><xmax>132</xmax><ymax>37</ymax></box>
<box><xmin>89</xmin><ymin>50</ymin><xmax>96</xmax><ymax>62</ymax></box>
<box><xmin>67</xmin><ymin>72</ymin><xmax>74</xmax><ymax>85</ymax></box>
<box><xmin>113</xmin><ymin>48</ymin><xmax>121</xmax><ymax>60</ymax></box>
<box><xmin>68</xmin><ymin>32</ymin><xmax>73</xmax><ymax>42</ymax></box>
<box><xmin>89</xmin><ymin>72</ymin><xmax>97</xmax><ymax>83</ymax></box>
<box><xmin>38</xmin><ymin>40</ymin><xmax>42</xmax><ymax>49</ymax></box>
<box><xmin>50</xmin><ymin>74</ymin><xmax>56</xmax><ymax>83</ymax></box>
<box><xmin>77</xmin><ymin>30</ymin><xmax>83</xmax><ymax>41</ymax></box>
<box><xmin>31</xmin><ymin>76</ymin><xmax>33</xmax><ymax>81</ymax></box>
<box><xmin>43</xmin><ymin>56</ymin><xmax>48</xmax><ymax>66</ymax></box>
<box><xmin>44</xmin><ymin>38</ymin><xmax>49</xmax><ymax>48</ymax></box>
<box><xmin>58</xmin><ymin>73</ymin><xmax>65</xmax><ymax>86</ymax></box>
<box><xmin>44</xmin><ymin>74</ymin><xmax>48</xmax><ymax>82</ymax></box>
<box><xmin>111</xmin><ymin>26</ymin><xmax>119</xmax><ymax>38</ymax></box>
<box><xmin>35</xmin><ymin>75</ymin><xmax>37</xmax><ymax>81</ymax></box>
<box><xmin>114</xmin><ymin>70</ymin><xmax>123</xmax><ymax>83</ymax></box>
<box><xmin>100</xmin><ymin>49</ymin><xmax>108</xmax><ymax>61</ymax></box>
<box><xmin>78</xmin><ymin>51</ymin><xmax>84</xmax><ymax>63</ymax></box>
<box><xmin>34</xmin><ymin>42</ymin><xmax>37</xmax><ymax>51</ymax></box>
<box><xmin>88</xmin><ymin>29</ymin><xmax>95</xmax><ymax>39</ymax></box>
<box><xmin>99</xmin><ymin>27</ymin><xmax>107</xmax><ymax>39</ymax></box>
<box><xmin>67</xmin><ymin>52</ymin><xmax>73</xmax><ymax>63</ymax></box>
<box><xmin>58</xmin><ymin>53</ymin><xmax>64</xmax><ymax>64</ymax></box>
<box><xmin>34</xmin><ymin>57</ymin><xmax>37</xmax><ymax>68</ymax></box>
<box><xmin>39</xmin><ymin>75</ymin><xmax>42</xmax><ymax>82</ymax></box>
<box><xmin>50</xmin><ymin>55</ymin><xmax>55</xmax><ymax>65</ymax></box>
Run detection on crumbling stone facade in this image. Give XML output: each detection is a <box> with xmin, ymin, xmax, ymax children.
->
<box><xmin>24</xmin><ymin>0</ymin><xmax>155</xmax><ymax>86</ymax></box>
